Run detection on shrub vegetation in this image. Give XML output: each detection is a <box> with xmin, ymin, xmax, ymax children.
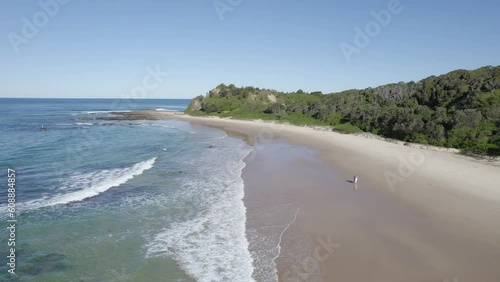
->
<box><xmin>186</xmin><ymin>66</ymin><xmax>500</xmax><ymax>155</ymax></box>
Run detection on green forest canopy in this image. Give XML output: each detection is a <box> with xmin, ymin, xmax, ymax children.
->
<box><xmin>186</xmin><ymin>66</ymin><xmax>500</xmax><ymax>156</ymax></box>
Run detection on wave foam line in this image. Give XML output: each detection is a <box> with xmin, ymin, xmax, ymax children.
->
<box><xmin>273</xmin><ymin>205</ymin><xmax>302</xmax><ymax>266</ymax></box>
<box><xmin>23</xmin><ymin>157</ymin><xmax>157</xmax><ymax>210</ymax></box>
<box><xmin>86</xmin><ymin>110</ymin><xmax>130</xmax><ymax>114</ymax></box>
<box><xmin>145</xmin><ymin>145</ymin><xmax>255</xmax><ymax>281</ymax></box>
<box><xmin>154</xmin><ymin>108</ymin><xmax>177</xmax><ymax>112</ymax></box>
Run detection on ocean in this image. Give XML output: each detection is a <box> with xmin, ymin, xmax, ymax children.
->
<box><xmin>0</xmin><ymin>98</ymin><xmax>256</xmax><ymax>281</ymax></box>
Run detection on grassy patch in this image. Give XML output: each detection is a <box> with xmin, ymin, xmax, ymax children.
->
<box><xmin>332</xmin><ymin>123</ymin><xmax>363</xmax><ymax>134</ymax></box>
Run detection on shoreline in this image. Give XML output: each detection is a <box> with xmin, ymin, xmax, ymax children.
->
<box><xmin>113</xmin><ymin>110</ymin><xmax>500</xmax><ymax>281</ymax></box>
<box><xmin>160</xmin><ymin>111</ymin><xmax>500</xmax><ymax>200</ymax></box>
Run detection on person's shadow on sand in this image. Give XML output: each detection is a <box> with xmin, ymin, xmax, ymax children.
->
<box><xmin>346</xmin><ymin>180</ymin><xmax>358</xmax><ymax>191</ymax></box>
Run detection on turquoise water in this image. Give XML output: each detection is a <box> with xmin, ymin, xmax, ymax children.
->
<box><xmin>0</xmin><ymin>99</ymin><xmax>255</xmax><ymax>281</ymax></box>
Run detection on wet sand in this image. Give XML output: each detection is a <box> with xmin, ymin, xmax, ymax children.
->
<box><xmin>113</xmin><ymin>111</ymin><xmax>500</xmax><ymax>281</ymax></box>
<box><xmin>248</xmin><ymin>143</ymin><xmax>500</xmax><ymax>282</ymax></box>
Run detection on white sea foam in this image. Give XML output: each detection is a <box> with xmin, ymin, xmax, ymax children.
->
<box><xmin>23</xmin><ymin>157</ymin><xmax>157</xmax><ymax>210</ymax></box>
<box><xmin>146</xmin><ymin>139</ymin><xmax>255</xmax><ymax>282</ymax></box>
<box><xmin>85</xmin><ymin>110</ymin><xmax>130</xmax><ymax>114</ymax></box>
<box><xmin>215</xmin><ymin>132</ymin><xmax>228</xmax><ymax>139</ymax></box>
<box><xmin>245</xmin><ymin>202</ymin><xmax>307</xmax><ymax>282</ymax></box>
<box><xmin>273</xmin><ymin>206</ymin><xmax>302</xmax><ymax>265</ymax></box>
<box><xmin>154</xmin><ymin>108</ymin><xmax>177</xmax><ymax>112</ymax></box>
<box><xmin>75</xmin><ymin>122</ymin><xmax>93</xmax><ymax>126</ymax></box>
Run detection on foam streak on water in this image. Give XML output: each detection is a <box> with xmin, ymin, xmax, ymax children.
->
<box><xmin>146</xmin><ymin>139</ymin><xmax>255</xmax><ymax>282</ymax></box>
<box><xmin>22</xmin><ymin>157</ymin><xmax>157</xmax><ymax>210</ymax></box>
<box><xmin>273</xmin><ymin>206</ymin><xmax>302</xmax><ymax>266</ymax></box>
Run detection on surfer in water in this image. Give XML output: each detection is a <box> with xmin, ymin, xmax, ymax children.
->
<box><xmin>39</xmin><ymin>125</ymin><xmax>47</xmax><ymax>131</ymax></box>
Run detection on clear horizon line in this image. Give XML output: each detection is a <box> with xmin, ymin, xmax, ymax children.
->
<box><xmin>0</xmin><ymin>97</ymin><xmax>192</xmax><ymax>100</ymax></box>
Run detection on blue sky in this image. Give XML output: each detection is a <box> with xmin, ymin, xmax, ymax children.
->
<box><xmin>1</xmin><ymin>0</ymin><xmax>499</xmax><ymax>98</ymax></box>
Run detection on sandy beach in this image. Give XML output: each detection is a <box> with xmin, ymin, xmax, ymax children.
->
<box><xmin>115</xmin><ymin>110</ymin><xmax>500</xmax><ymax>281</ymax></box>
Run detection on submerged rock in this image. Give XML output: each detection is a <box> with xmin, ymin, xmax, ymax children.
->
<box><xmin>20</xmin><ymin>253</ymin><xmax>69</xmax><ymax>275</ymax></box>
